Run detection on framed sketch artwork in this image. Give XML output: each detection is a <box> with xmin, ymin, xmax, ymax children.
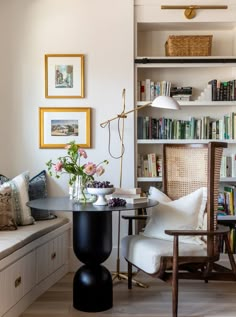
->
<box><xmin>39</xmin><ymin>107</ymin><xmax>91</xmax><ymax>148</ymax></box>
<box><xmin>45</xmin><ymin>54</ymin><xmax>84</xmax><ymax>98</ymax></box>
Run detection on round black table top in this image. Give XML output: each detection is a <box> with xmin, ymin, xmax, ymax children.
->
<box><xmin>27</xmin><ymin>197</ymin><xmax>158</xmax><ymax>213</ymax></box>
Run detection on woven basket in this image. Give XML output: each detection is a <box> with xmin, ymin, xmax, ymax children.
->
<box><xmin>165</xmin><ymin>35</ymin><xmax>213</xmax><ymax>57</ymax></box>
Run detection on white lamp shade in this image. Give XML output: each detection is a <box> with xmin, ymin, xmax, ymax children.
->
<box><xmin>151</xmin><ymin>95</ymin><xmax>180</xmax><ymax>110</ymax></box>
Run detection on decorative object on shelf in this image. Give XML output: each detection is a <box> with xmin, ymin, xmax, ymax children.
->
<box><xmin>45</xmin><ymin>54</ymin><xmax>84</xmax><ymax>98</ymax></box>
<box><xmin>39</xmin><ymin>107</ymin><xmax>91</xmax><ymax>148</ymax></box>
<box><xmin>165</xmin><ymin>35</ymin><xmax>212</xmax><ymax>57</ymax></box>
<box><xmin>161</xmin><ymin>5</ymin><xmax>228</xmax><ymax>20</ymax></box>
<box><xmin>87</xmin><ymin>187</ymin><xmax>115</xmax><ymax>206</ymax></box>
<box><xmin>100</xmin><ymin>89</ymin><xmax>180</xmax><ymax>285</ymax></box>
<box><xmin>46</xmin><ymin>140</ymin><xmax>109</xmax><ymax>203</ymax></box>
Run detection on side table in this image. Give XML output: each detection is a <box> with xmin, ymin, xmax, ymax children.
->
<box><xmin>27</xmin><ymin>197</ymin><xmax>158</xmax><ymax>312</ymax></box>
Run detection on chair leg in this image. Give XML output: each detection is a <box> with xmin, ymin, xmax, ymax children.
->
<box><xmin>172</xmin><ymin>235</ymin><xmax>179</xmax><ymax>317</ymax></box>
<box><xmin>128</xmin><ymin>262</ymin><xmax>132</xmax><ymax>289</ymax></box>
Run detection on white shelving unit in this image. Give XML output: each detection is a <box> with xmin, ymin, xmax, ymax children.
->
<box><xmin>134</xmin><ymin>0</ymin><xmax>236</xmax><ymax>192</ymax></box>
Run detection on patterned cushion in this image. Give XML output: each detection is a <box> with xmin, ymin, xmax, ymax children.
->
<box><xmin>29</xmin><ymin>170</ymin><xmax>55</xmax><ymax>220</ymax></box>
<box><xmin>0</xmin><ymin>174</ymin><xmax>10</xmax><ymax>185</ymax></box>
<box><xmin>5</xmin><ymin>172</ymin><xmax>35</xmax><ymax>225</ymax></box>
<box><xmin>0</xmin><ymin>185</ymin><xmax>17</xmax><ymax>230</ymax></box>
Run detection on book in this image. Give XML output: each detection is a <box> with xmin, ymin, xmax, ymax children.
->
<box><xmin>123</xmin><ymin>197</ymin><xmax>148</xmax><ymax>204</ymax></box>
<box><xmin>113</xmin><ymin>188</ymin><xmax>142</xmax><ymax>195</ymax></box>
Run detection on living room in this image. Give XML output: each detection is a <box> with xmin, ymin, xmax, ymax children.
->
<box><xmin>1</xmin><ymin>0</ymin><xmax>236</xmax><ymax>317</ymax></box>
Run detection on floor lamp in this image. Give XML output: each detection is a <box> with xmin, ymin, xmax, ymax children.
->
<box><xmin>100</xmin><ymin>89</ymin><xmax>180</xmax><ymax>285</ymax></box>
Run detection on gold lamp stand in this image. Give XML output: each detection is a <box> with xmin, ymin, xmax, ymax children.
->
<box><xmin>100</xmin><ymin>89</ymin><xmax>180</xmax><ymax>287</ymax></box>
<box><xmin>100</xmin><ymin>89</ymin><xmax>148</xmax><ymax>288</ymax></box>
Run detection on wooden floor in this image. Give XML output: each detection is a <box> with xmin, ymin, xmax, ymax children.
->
<box><xmin>21</xmin><ymin>272</ymin><xmax>236</xmax><ymax>317</ymax></box>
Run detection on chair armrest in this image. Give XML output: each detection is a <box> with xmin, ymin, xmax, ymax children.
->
<box><xmin>122</xmin><ymin>215</ymin><xmax>148</xmax><ymax>221</ymax></box>
<box><xmin>122</xmin><ymin>215</ymin><xmax>148</xmax><ymax>235</ymax></box>
<box><xmin>165</xmin><ymin>225</ymin><xmax>230</xmax><ymax>237</ymax></box>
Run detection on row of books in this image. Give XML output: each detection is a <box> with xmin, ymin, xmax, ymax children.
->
<box><xmin>218</xmin><ymin>185</ymin><xmax>236</xmax><ymax>216</ymax></box>
<box><xmin>221</xmin><ymin>154</ymin><xmax>236</xmax><ymax>178</ymax></box>
<box><xmin>138</xmin><ymin>113</ymin><xmax>236</xmax><ymax>140</ymax></box>
<box><xmin>218</xmin><ymin>186</ymin><xmax>236</xmax><ymax>252</ymax></box>
<box><xmin>208</xmin><ymin>79</ymin><xmax>236</xmax><ymax>101</ymax></box>
<box><xmin>137</xmin><ymin>153</ymin><xmax>162</xmax><ymax>177</ymax></box>
<box><xmin>137</xmin><ymin>79</ymin><xmax>171</xmax><ymax>101</ymax></box>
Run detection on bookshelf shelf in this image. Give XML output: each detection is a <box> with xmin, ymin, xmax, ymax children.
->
<box><xmin>137</xmin><ymin>100</ymin><xmax>236</xmax><ymax>107</ymax></box>
<box><xmin>137</xmin><ymin>139</ymin><xmax>236</xmax><ymax>145</ymax></box>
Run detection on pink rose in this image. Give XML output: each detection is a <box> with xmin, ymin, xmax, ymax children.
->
<box><xmin>54</xmin><ymin>161</ymin><xmax>63</xmax><ymax>172</ymax></box>
<box><xmin>96</xmin><ymin>166</ymin><xmax>105</xmax><ymax>176</ymax></box>
<box><xmin>84</xmin><ymin>162</ymin><xmax>96</xmax><ymax>175</ymax></box>
<box><xmin>79</xmin><ymin>149</ymin><xmax>87</xmax><ymax>159</ymax></box>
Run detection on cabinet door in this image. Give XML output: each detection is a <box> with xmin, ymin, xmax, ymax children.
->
<box><xmin>36</xmin><ymin>231</ymin><xmax>68</xmax><ymax>284</ymax></box>
<box><xmin>51</xmin><ymin>231</ymin><xmax>68</xmax><ymax>273</ymax></box>
<box><xmin>0</xmin><ymin>251</ymin><xmax>36</xmax><ymax>315</ymax></box>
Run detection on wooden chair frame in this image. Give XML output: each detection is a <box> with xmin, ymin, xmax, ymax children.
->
<box><xmin>122</xmin><ymin>142</ymin><xmax>236</xmax><ymax>317</ymax></box>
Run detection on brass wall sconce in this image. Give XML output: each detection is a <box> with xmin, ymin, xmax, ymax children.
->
<box><xmin>161</xmin><ymin>5</ymin><xmax>228</xmax><ymax>19</ymax></box>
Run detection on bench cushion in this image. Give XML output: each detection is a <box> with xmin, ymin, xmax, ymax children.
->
<box><xmin>0</xmin><ymin>217</ymin><xmax>70</xmax><ymax>261</ymax></box>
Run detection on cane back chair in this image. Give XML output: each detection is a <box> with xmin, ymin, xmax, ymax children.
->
<box><xmin>122</xmin><ymin>142</ymin><xmax>236</xmax><ymax>317</ymax></box>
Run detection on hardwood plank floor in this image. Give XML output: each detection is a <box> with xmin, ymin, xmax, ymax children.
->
<box><xmin>21</xmin><ymin>272</ymin><xmax>236</xmax><ymax>317</ymax></box>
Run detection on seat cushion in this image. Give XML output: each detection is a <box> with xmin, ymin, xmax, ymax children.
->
<box><xmin>145</xmin><ymin>187</ymin><xmax>207</xmax><ymax>245</ymax></box>
<box><xmin>0</xmin><ymin>217</ymin><xmax>70</xmax><ymax>261</ymax></box>
<box><xmin>121</xmin><ymin>234</ymin><xmax>206</xmax><ymax>274</ymax></box>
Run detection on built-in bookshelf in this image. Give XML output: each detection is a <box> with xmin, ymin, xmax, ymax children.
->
<box><xmin>134</xmin><ymin>0</ymin><xmax>236</xmax><ymax>240</ymax></box>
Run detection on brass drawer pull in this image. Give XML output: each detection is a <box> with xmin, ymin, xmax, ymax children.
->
<box><xmin>15</xmin><ymin>276</ymin><xmax>22</xmax><ymax>288</ymax></box>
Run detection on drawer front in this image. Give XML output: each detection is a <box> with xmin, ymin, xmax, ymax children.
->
<box><xmin>36</xmin><ymin>231</ymin><xmax>68</xmax><ymax>284</ymax></box>
<box><xmin>0</xmin><ymin>251</ymin><xmax>36</xmax><ymax>315</ymax></box>
<box><xmin>51</xmin><ymin>231</ymin><xmax>68</xmax><ymax>273</ymax></box>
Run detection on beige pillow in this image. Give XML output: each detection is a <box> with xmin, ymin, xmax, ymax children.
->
<box><xmin>5</xmin><ymin>172</ymin><xmax>34</xmax><ymax>225</ymax></box>
<box><xmin>145</xmin><ymin>187</ymin><xmax>207</xmax><ymax>245</ymax></box>
<box><xmin>0</xmin><ymin>185</ymin><xmax>17</xmax><ymax>230</ymax></box>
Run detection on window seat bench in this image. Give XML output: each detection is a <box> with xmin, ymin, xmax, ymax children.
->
<box><xmin>0</xmin><ymin>217</ymin><xmax>71</xmax><ymax>317</ymax></box>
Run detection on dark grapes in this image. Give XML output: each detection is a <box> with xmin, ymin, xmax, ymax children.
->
<box><xmin>108</xmin><ymin>198</ymin><xmax>126</xmax><ymax>207</ymax></box>
<box><xmin>87</xmin><ymin>181</ymin><xmax>114</xmax><ymax>188</ymax></box>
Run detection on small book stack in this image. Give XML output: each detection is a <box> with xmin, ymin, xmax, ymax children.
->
<box><xmin>108</xmin><ymin>187</ymin><xmax>148</xmax><ymax>204</ymax></box>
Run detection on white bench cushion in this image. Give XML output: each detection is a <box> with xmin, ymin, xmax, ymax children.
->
<box><xmin>121</xmin><ymin>234</ymin><xmax>206</xmax><ymax>274</ymax></box>
<box><xmin>0</xmin><ymin>217</ymin><xmax>69</xmax><ymax>260</ymax></box>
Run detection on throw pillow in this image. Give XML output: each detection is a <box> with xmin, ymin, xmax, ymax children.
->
<box><xmin>5</xmin><ymin>171</ymin><xmax>35</xmax><ymax>225</ymax></box>
<box><xmin>0</xmin><ymin>174</ymin><xmax>9</xmax><ymax>185</ymax></box>
<box><xmin>0</xmin><ymin>184</ymin><xmax>17</xmax><ymax>230</ymax></box>
<box><xmin>29</xmin><ymin>170</ymin><xmax>55</xmax><ymax>220</ymax></box>
<box><xmin>144</xmin><ymin>187</ymin><xmax>207</xmax><ymax>245</ymax></box>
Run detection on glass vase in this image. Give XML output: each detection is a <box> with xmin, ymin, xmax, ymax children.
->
<box><xmin>69</xmin><ymin>176</ymin><xmax>95</xmax><ymax>203</ymax></box>
<box><xmin>69</xmin><ymin>176</ymin><xmax>86</xmax><ymax>202</ymax></box>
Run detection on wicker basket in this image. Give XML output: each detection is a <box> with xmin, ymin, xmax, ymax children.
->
<box><xmin>165</xmin><ymin>35</ymin><xmax>213</xmax><ymax>57</ymax></box>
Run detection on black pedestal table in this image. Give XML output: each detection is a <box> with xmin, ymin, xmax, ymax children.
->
<box><xmin>27</xmin><ymin>197</ymin><xmax>158</xmax><ymax>312</ymax></box>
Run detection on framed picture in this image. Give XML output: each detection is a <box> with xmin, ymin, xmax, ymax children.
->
<box><xmin>39</xmin><ymin>107</ymin><xmax>91</xmax><ymax>148</ymax></box>
<box><xmin>45</xmin><ymin>54</ymin><xmax>84</xmax><ymax>98</ymax></box>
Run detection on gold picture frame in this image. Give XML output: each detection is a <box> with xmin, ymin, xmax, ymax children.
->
<box><xmin>45</xmin><ymin>54</ymin><xmax>84</xmax><ymax>98</ymax></box>
<box><xmin>39</xmin><ymin>107</ymin><xmax>91</xmax><ymax>148</ymax></box>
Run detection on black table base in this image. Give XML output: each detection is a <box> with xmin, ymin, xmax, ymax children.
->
<box><xmin>73</xmin><ymin>211</ymin><xmax>113</xmax><ymax>312</ymax></box>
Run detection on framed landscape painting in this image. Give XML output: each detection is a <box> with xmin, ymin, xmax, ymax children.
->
<box><xmin>39</xmin><ymin>107</ymin><xmax>91</xmax><ymax>148</ymax></box>
<box><xmin>45</xmin><ymin>54</ymin><xmax>84</xmax><ymax>98</ymax></box>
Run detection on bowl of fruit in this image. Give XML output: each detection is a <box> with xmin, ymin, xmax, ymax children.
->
<box><xmin>87</xmin><ymin>181</ymin><xmax>115</xmax><ymax>205</ymax></box>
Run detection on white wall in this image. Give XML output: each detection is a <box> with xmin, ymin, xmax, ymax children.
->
<box><xmin>0</xmin><ymin>0</ymin><xmax>134</xmax><ymax>271</ymax></box>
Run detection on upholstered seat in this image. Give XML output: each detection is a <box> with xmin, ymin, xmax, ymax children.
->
<box><xmin>122</xmin><ymin>235</ymin><xmax>206</xmax><ymax>274</ymax></box>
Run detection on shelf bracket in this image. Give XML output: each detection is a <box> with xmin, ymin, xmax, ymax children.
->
<box><xmin>161</xmin><ymin>5</ymin><xmax>228</xmax><ymax>20</ymax></box>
